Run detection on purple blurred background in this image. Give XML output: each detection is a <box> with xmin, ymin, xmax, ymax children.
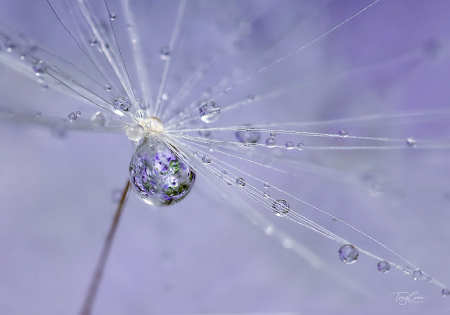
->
<box><xmin>1</xmin><ymin>0</ymin><xmax>450</xmax><ymax>314</ymax></box>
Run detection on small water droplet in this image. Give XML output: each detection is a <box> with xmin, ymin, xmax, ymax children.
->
<box><xmin>235</xmin><ymin>125</ymin><xmax>260</xmax><ymax>144</ymax></box>
<box><xmin>221</xmin><ymin>170</ymin><xmax>227</xmax><ymax>175</ymax></box>
<box><xmin>339</xmin><ymin>129</ymin><xmax>348</xmax><ymax>137</ymax></box>
<box><xmin>332</xmin><ymin>217</ymin><xmax>337</xmax><ymax>222</ymax></box>
<box><xmin>33</xmin><ymin>61</ymin><xmax>46</xmax><ymax>76</ymax></box>
<box><xmin>109</xmin><ymin>12</ymin><xmax>117</xmax><ymax>20</ymax></box>
<box><xmin>113</xmin><ymin>97</ymin><xmax>131</xmax><ymax>111</ymax></box>
<box><xmin>161</xmin><ymin>93</ymin><xmax>169</xmax><ymax>100</ymax></box>
<box><xmin>176</xmin><ymin>122</ymin><xmax>184</xmax><ymax>130</ymax></box>
<box><xmin>264</xmin><ymin>226</ymin><xmax>273</xmax><ymax>235</ymax></box>
<box><xmin>227</xmin><ymin>182</ymin><xmax>232</xmax><ymax>186</ymax></box>
<box><xmin>263</xmin><ymin>191</ymin><xmax>270</xmax><ymax>198</ymax></box>
<box><xmin>285</xmin><ymin>141</ymin><xmax>294</xmax><ymax>149</ymax></box>
<box><xmin>269</xmin><ymin>131</ymin><xmax>276</xmax><ymax>137</ymax></box>
<box><xmin>297</xmin><ymin>143</ymin><xmax>305</xmax><ymax>150</ymax></box>
<box><xmin>377</xmin><ymin>261</ymin><xmax>390</xmax><ymax>273</ymax></box>
<box><xmin>442</xmin><ymin>289</ymin><xmax>450</xmax><ymax>297</ymax></box>
<box><xmin>91</xmin><ymin>111</ymin><xmax>106</xmax><ymax>127</ymax></box>
<box><xmin>126</xmin><ymin>124</ymin><xmax>145</xmax><ymax>141</ymax></box>
<box><xmin>135</xmin><ymin>110</ymin><xmax>145</xmax><ymax>119</ymax></box>
<box><xmin>90</xmin><ymin>38</ymin><xmax>98</xmax><ymax>45</ymax></box>
<box><xmin>403</xmin><ymin>267</ymin><xmax>411</xmax><ymax>275</ymax></box>
<box><xmin>75</xmin><ymin>111</ymin><xmax>81</xmax><ymax>116</ymax></box>
<box><xmin>266</xmin><ymin>137</ymin><xmax>276</xmax><ymax>147</ymax></box>
<box><xmin>338</xmin><ymin>244</ymin><xmax>359</xmax><ymax>264</ymax></box>
<box><xmin>68</xmin><ymin>112</ymin><xmax>77</xmax><ymax>121</ymax></box>
<box><xmin>199</xmin><ymin>101</ymin><xmax>220</xmax><ymax>123</ymax></box>
<box><xmin>413</xmin><ymin>269</ymin><xmax>423</xmax><ymax>280</ymax></box>
<box><xmin>160</xmin><ymin>46</ymin><xmax>170</xmax><ymax>60</ymax></box>
<box><xmin>272</xmin><ymin>199</ymin><xmax>290</xmax><ymax>217</ymax></box>
<box><xmin>247</xmin><ymin>94</ymin><xmax>255</xmax><ymax>102</ymax></box>
<box><xmin>104</xmin><ymin>84</ymin><xmax>112</xmax><ymax>92</ymax></box>
<box><xmin>5</xmin><ymin>41</ymin><xmax>15</xmax><ymax>52</ymax></box>
<box><xmin>406</xmin><ymin>138</ymin><xmax>417</xmax><ymax>148</ymax></box>
<box><xmin>202</xmin><ymin>155</ymin><xmax>211</xmax><ymax>164</ymax></box>
<box><xmin>264</xmin><ymin>182</ymin><xmax>270</xmax><ymax>188</ymax></box>
<box><xmin>235</xmin><ymin>177</ymin><xmax>245</xmax><ymax>186</ymax></box>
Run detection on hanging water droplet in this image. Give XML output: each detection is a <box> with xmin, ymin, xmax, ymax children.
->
<box><xmin>338</xmin><ymin>244</ymin><xmax>359</xmax><ymax>264</ymax></box>
<box><xmin>235</xmin><ymin>178</ymin><xmax>245</xmax><ymax>186</ymax></box>
<box><xmin>266</xmin><ymin>137</ymin><xmax>276</xmax><ymax>147</ymax></box>
<box><xmin>272</xmin><ymin>199</ymin><xmax>290</xmax><ymax>217</ymax></box>
<box><xmin>129</xmin><ymin>137</ymin><xmax>196</xmax><ymax>206</ymax></box>
<box><xmin>235</xmin><ymin>125</ymin><xmax>260</xmax><ymax>144</ymax></box>
<box><xmin>113</xmin><ymin>97</ymin><xmax>131</xmax><ymax>111</ymax></box>
<box><xmin>109</xmin><ymin>12</ymin><xmax>117</xmax><ymax>20</ymax></box>
<box><xmin>264</xmin><ymin>182</ymin><xmax>270</xmax><ymax>188</ymax></box>
<box><xmin>269</xmin><ymin>131</ymin><xmax>276</xmax><ymax>137</ymax></box>
<box><xmin>285</xmin><ymin>141</ymin><xmax>294</xmax><ymax>149</ymax></box>
<box><xmin>442</xmin><ymin>289</ymin><xmax>450</xmax><ymax>297</ymax></box>
<box><xmin>75</xmin><ymin>111</ymin><xmax>81</xmax><ymax>116</ymax></box>
<box><xmin>126</xmin><ymin>124</ymin><xmax>145</xmax><ymax>141</ymax></box>
<box><xmin>406</xmin><ymin>137</ymin><xmax>417</xmax><ymax>148</ymax></box>
<box><xmin>91</xmin><ymin>111</ymin><xmax>106</xmax><ymax>127</ymax></box>
<box><xmin>202</xmin><ymin>155</ymin><xmax>211</xmax><ymax>164</ymax></box>
<box><xmin>339</xmin><ymin>129</ymin><xmax>348</xmax><ymax>137</ymax></box>
<box><xmin>377</xmin><ymin>261</ymin><xmax>390</xmax><ymax>273</ymax></box>
<box><xmin>263</xmin><ymin>191</ymin><xmax>270</xmax><ymax>198</ymax></box>
<box><xmin>68</xmin><ymin>112</ymin><xmax>77</xmax><ymax>121</ymax></box>
<box><xmin>413</xmin><ymin>269</ymin><xmax>423</xmax><ymax>280</ymax></box>
<box><xmin>104</xmin><ymin>84</ymin><xmax>112</xmax><ymax>92</ymax></box>
<box><xmin>32</xmin><ymin>61</ymin><xmax>46</xmax><ymax>76</ymax></box>
<box><xmin>90</xmin><ymin>38</ymin><xmax>98</xmax><ymax>45</ymax></box>
<box><xmin>199</xmin><ymin>101</ymin><xmax>220</xmax><ymax>123</ymax></box>
<box><xmin>297</xmin><ymin>143</ymin><xmax>305</xmax><ymax>150</ymax></box>
<box><xmin>160</xmin><ymin>46</ymin><xmax>170</xmax><ymax>60</ymax></box>
<box><xmin>403</xmin><ymin>267</ymin><xmax>411</xmax><ymax>275</ymax></box>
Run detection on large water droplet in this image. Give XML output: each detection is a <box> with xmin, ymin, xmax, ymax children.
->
<box><xmin>199</xmin><ymin>101</ymin><xmax>220</xmax><ymax>123</ymax></box>
<box><xmin>235</xmin><ymin>125</ymin><xmax>260</xmax><ymax>144</ymax></box>
<box><xmin>285</xmin><ymin>141</ymin><xmax>294</xmax><ymax>149</ymax></box>
<box><xmin>266</xmin><ymin>137</ymin><xmax>276</xmax><ymax>147</ymax></box>
<box><xmin>338</xmin><ymin>244</ymin><xmax>359</xmax><ymax>264</ymax></box>
<box><xmin>377</xmin><ymin>261</ymin><xmax>390</xmax><ymax>273</ymax></box>
<box><xmin>113</xmin><ymin>97</ymin><xmax>131</xmax><ymax>111</ymax></box>
<box><xmin>272</xmin><ymin>199</ymin><xmax>290</xmax><ymax>217</ymax></box>
<box><xmin>129</xmin><ymin>137</ymin><xmax>195</xmax><ymax>206</ymax></box>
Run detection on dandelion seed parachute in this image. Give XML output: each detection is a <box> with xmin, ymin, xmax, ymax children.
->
<box><xmin>0</xmin><ymin>0</ymin><xmax>450</xmax><ymax>314</ymax></box>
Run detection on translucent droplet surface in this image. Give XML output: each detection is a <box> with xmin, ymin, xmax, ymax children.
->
<box><xmin>90</xmin><ymin>38</ymin><xmax>98</xmax><ymax>45</ymax></box>
<box><xmin>377</xmin><ymin>261</ymin><xmax>390</xmax><ymax>273</ymax></box>
<box><xmin>160</xmin><ymin>46</ymin><xmax>170</xmax><ymax>60</ymax></box>
<box><xmin>113</xmin><ymin>97</ymin><xmax>131</xmax><ymax>111</ymax></box>
<box><xmin>135</xmin><ymin>110</ymin><xmax>145</xmax><ymax>119</ymax></box>
<box><xmin>339</xmin><ymin>129</ymin><xmax>348</xmax><ymax>137</ymax></box>
<box><xmin>297</xmin><ymin>143</ymin><xmax>305</xmax><ymax>150</ymax></box>
<box><xmin>104</xmin><ymin>84</ymin><xmax>112</xmax><ymax>92</ymax></box>
<box><xmin>264</xmin><ymin>182</ymin><xmax>270</xmax><ymax>188</ymax></box>
<box><xmin>403</xmin><ymin>267</ymin><xmax>411</xmax><ymax>275</ymax></box>
<box><xmin>235</xmin><ymin>177</ymin><xmax>245</xmax><ymax>186</ymax></box>
<box><xmin>413</xmin><ymin>269</ymin><xmax>423</xmax><ymax>280</ymax></box>
<box><xmin>263</xmin><ymin>191</ymin><xmax>270</xmax><ymax>198</ymax></box>
<box><xmin>338</xmin><ymin>244</ymin><xmax>359</xmax><ymax>264</ymax></box>
<box><xmin>91</xmin><ymin>111</ymin><xmax>106</xmax><ymax>127</ymax></box>
<box><xmin>202</xmin><ymin>155</ymin><xmax>211</xmax><ymax>164</ymax></box>
<box><xmin>235</xmin><ymin>125</ymin><xmax>260</xmax><ymax>144</ymax></box>
<box><xmin>272</xmin><ymin>199</ymin><xmax>290</xmax><ymax>217</ymax></box>
<box><xmin>32</xmin><ymin>61</ymin><xmax>46</xmax><ymax>76</ymax></box>
<box><xmin>126</xmin><ymin>124</ymin><xmax>145</xmax><ymax>141</ymax></box>
<box><xmin>75</xmin><ymin>111</ymin><xmax>81</xmax><ymax>116</ymax></box>
<box><xmin>68</xmin><ymin>112</ymin><xmax>77</xmax><ymax>121</ymax></box>
<box><xmin>285</xmin><ymin>141</ymin><xmax>294</xmax><ymax>149</ymax></box>
<box><xmin>406</xmin><ymin>137</ymin><xmax>417</xmax><ymax>148</ymax></box>
<box><xmin>269</xmin><ymin>131</ymin><xmax>277</xmax><ymax>137</ymax></box>
<box><xmin>109</xmin><ymin>12</ymin><xmax>117</xmax><ymax>20</ymax></box>
<box><xmin>266</xmin><ymin>137</ymin><xmax>276</xmax><ymax>147</ymax></box>
<box><xmin>199</xmin><ymin>101</ymin><xmax>220</xmax><ymax>123</ymax></box>
<box><xmin>247</xmin><ymin>94</ymin><xmax>255</xmax><ymax>102</ymax></box>
<box><xmin>129</xmin><ymin>137</ymin><xmax>195</xmax><ymax>207</ymax></box>
<box><xmin>442</xmin><ymin>289</ymin><xmax>450</xmax><ymax>297</ymax></box>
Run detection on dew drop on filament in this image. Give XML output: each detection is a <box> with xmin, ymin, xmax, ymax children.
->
<box><xmin>199</xmin><ymin>101</ymin><xmax>220</xmax><ymax>123</ymax></box>
<box><xmin>338</xmin><ymin>244</ymin><xmax>359</xmax><ymax>264</ymax></box>
<box><xmin>129</xmin><ymin>137</ymin><xmax>196</xmax><ymax>207</ymax></box>
<box><xmin>272</xmin><ymin>199</ymin><xmax>290</xmax><ymax>217</ymax></box>
<box><xmin>377</xmin><ymin>261</ymin><xmax>390</xmax><ymax>273</ymax></box>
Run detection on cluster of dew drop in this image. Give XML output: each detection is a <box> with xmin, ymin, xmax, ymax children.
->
<box><xmin>1</xmin><ymin>0</ymin><xmax>449</xmax><ymax>301</ymax></box>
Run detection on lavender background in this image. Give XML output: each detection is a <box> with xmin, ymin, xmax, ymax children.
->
<box><xmin>1</xmin><ymin>0</ymin><xmax>450</xmax><ymax>314</ymax></box>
